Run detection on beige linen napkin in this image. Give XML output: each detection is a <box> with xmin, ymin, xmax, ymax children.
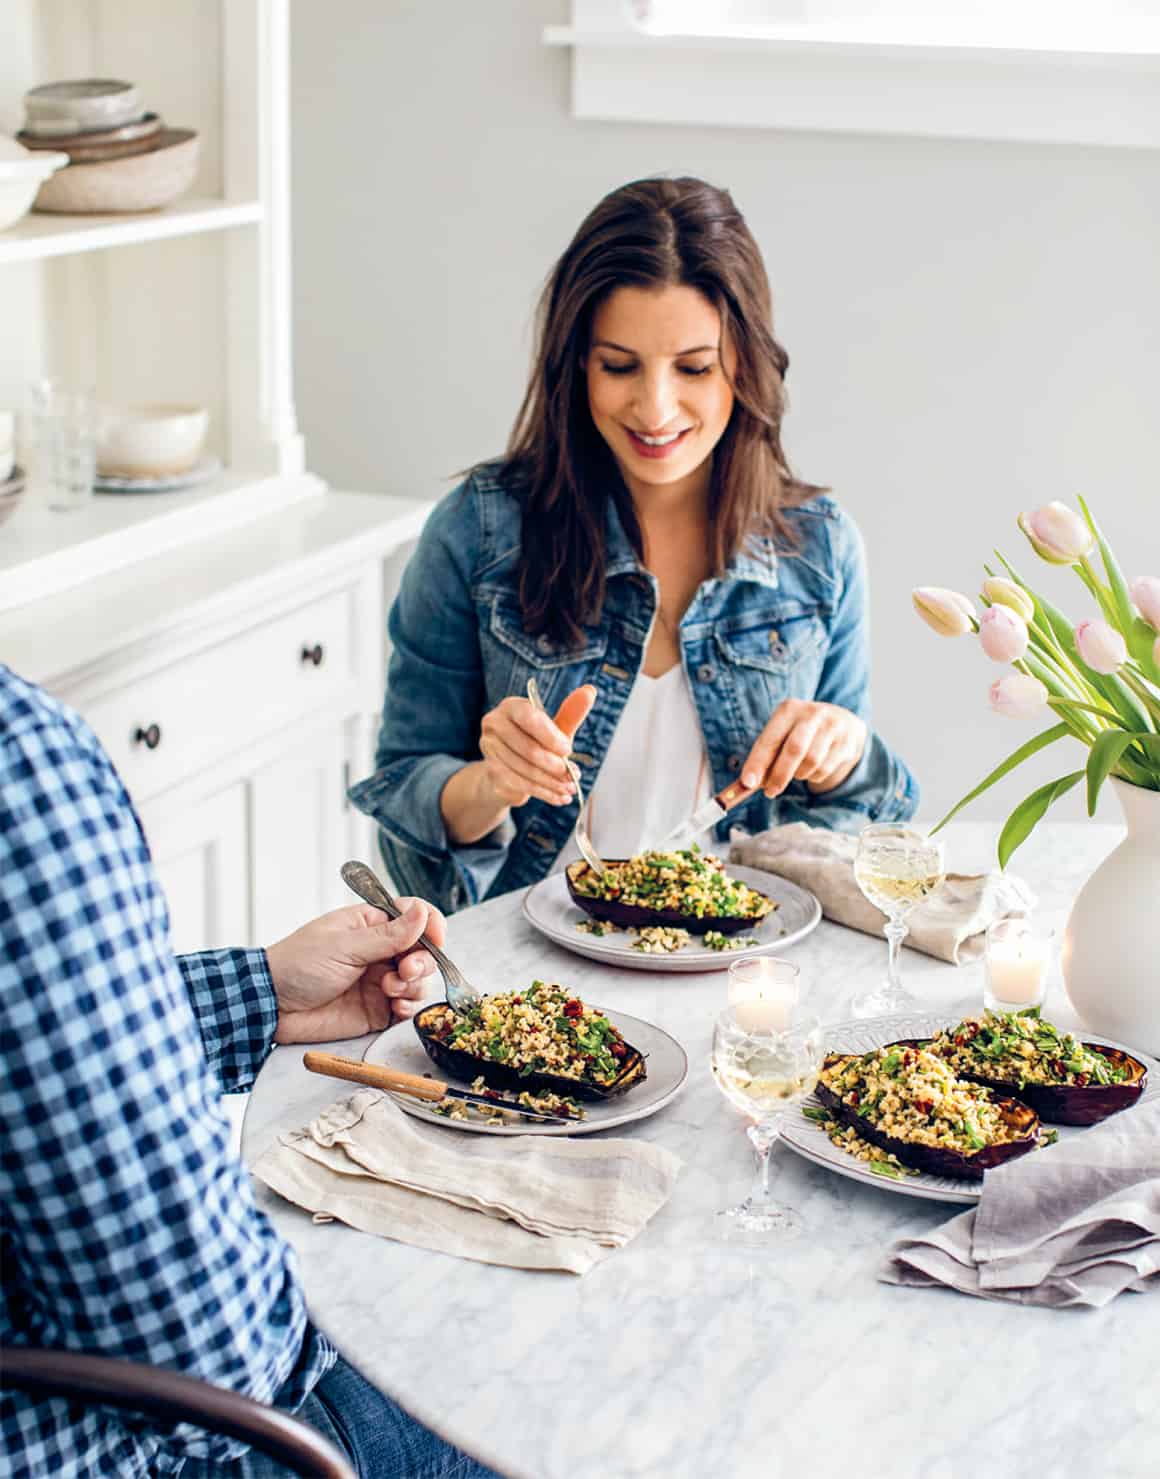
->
<box><xmin>252</xmin><ymin>1088</ymin><xmax>682</xmax><ymax>1276</ymax></box>
<box><xmin>880</xmin><ymin>1100</ymin><xmax>1160</xmax><ymax>1307</ymax></box>
<box><xmin>729</xmin><ymin>821</ymin><xmax>1035</xmax><ymax>964</ymax></box>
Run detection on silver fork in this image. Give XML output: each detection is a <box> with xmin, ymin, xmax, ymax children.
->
<box><xmin>340</xmin><ymin>860</ymin><xmax>482</xmax><ymax>1015</ymax></box>
<box><xmin>525</xmin><ymin>677</ymin><xmax>607</xmax><ymax>877</ymax></box>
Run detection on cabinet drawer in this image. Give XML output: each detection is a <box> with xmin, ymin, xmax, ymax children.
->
<box><xmin>85</xmin><ymin>588</ymin><xmax>355</xmax><ymax>802</ymax></box>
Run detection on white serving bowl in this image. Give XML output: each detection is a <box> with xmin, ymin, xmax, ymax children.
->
<box><xmin>23</xmin><ymin>79</ymin><xmax>142</xmax><ymax>138</ymax></box>
<box><xmin>96</xmin><ymin>403</ymin><xmax>209</xmax><ymax>479</ymax></box>
<box><xmin>32</xmin><ymin>128</ymin><xmax>199</xmax><ymax>215</ymax></box>
<box><xmin>0</xmin><ymin>135</ymin><xmax>69</xmax><ymax>231</ymax></box>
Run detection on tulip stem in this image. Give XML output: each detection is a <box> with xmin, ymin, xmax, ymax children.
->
<box><xmin>1120</xmin><ymin>668</ymin><xmax>1160</xmax><ymax>730</ymax></box>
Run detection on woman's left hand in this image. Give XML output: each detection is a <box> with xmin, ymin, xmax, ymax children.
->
<box><xmin>740</xmin><ymin>699</ymin><xmax>868</xmax><ymax>798</ymax></box>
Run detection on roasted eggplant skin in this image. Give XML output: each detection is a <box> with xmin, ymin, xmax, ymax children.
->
<box><xmin>565</xmin><ymin>859</ymin><xmax>770</xmax><ymax>937</ymax></box>
<box><xmin>946</xmin><ymin>1045</ymin><xmax>1148</xmax><ymax>1127</ymax></box>
<box><xmin>413</xmin><ymin>1002</ymin><xmax>647</xmax><ymax>1102</ymax></box>
<box><xmin>815</xmin><ymin>1048</ymin><xmax>1041</xmax><ymax>1180</ymax></box>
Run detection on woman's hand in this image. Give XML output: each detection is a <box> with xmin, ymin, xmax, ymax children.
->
<box><xmin>741</xmin><ymin>699</ymin><xmax>867</xmax><ymax>798</ymax></box>
<box><xmin>268</xmin><ymin>899</ymin><xmax>446</xmax><ymax>1044</ymax></box>
<box><xmin>477</xmin><ymin>684</ymin><xmax>596</xmax><ymax>809</ymax></box>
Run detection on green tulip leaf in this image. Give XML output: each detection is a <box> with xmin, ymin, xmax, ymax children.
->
<box><xmin>931</xmin><ymin>723</ymin><xmax>1071</xmax><ymax>835</ymax></box>
<box><xmin>1077</xmin><ymin>496</ymin><xmax>1136</xmax><ymax>638</ymax></box>
<box><xmin>998</xmin><ymin>771</ymin><xmax>1085</xmax><ymax>869</ymax></box>
<box><xmin>1085</xmin><ymin>729</ymin><xmax>1147</xmax><ymax>816</ymax></box>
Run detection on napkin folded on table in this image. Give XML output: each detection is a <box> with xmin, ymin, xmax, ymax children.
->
<box><xmin>252</xmin><ymin>1087</ymin><xmax>682</xmax><ymax>1276</ymax></box>
<box><xmin>881</xmin><ymin>1100</ymin><xmax>1160</xmax><ymax>1307</ymax></box>
<box><xmin>729</xmin><ymin>821</ymin><xmax>1035</xmax><ymax>965</ymax></box>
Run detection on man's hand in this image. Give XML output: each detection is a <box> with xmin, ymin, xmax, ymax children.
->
<box><xmin>741</xmin><ymin>699</ymin><xmax>868</xmax><ymax>799</ymax></box>
<box><xmin>267</xmin><ymin>899</ymin><xmax>446</xmax><ymax>1044</ymax></box>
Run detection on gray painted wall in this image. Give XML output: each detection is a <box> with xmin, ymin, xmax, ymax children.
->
<box><xmin>290</xmin><ymin>0</ymin><xmax>1160</xmax><ymax>844</ymax></box>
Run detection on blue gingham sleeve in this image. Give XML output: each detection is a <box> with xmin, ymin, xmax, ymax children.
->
<box><xmin>178</xmin><ymin>948</ymin><xmax>279</xmax><ymax>1093</ymax></box>
<box><xmin>0</xmin><ymin>673</ymin><xmax>333</xmax><ymax>1474</ymax></box>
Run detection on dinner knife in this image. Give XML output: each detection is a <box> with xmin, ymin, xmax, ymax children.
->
<box><xmin>302</xmin><ymin>1051</ymin><xmax>571</xmax><ymax>1126</ymax></box>
<box><xmin>653</xmin><ymin>777</ymin><xmax>762</xmax><ymax>852</ymax></box>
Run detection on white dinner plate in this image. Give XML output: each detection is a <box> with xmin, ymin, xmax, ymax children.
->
<box><xmin>779</xmin><ymin>1012</ymin><xmax>1160</xmax><ymax>1205</ymax></box>
<box><xmin>362</xmin><ymin>1005</ymin><xmax>688</xmax><ymax>1136</ymax></box>
<box><xmin>94</xmin><ymin>455</ymin><xmax>222</xmax><ymax>493</ymax></box>
<box><xmin>521</xmin><ymin>863</ymin><xmax>822</xmax><ymax>973</ymax></box>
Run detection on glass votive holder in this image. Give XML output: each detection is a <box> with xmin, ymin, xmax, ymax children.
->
<box><xmin>727</xmin><ymin>957</ymin><xmax>801</xmax><ymax>1034</ymax></box>
<box><xmin>983</xmin><ymin>918</ymin><xmax>1054</xmax><ymax>1015</ymax></box>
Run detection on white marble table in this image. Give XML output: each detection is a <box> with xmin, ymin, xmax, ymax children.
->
<box><xmin>242</xmin><ymin>823</ymin><xmax>1159</xmax><ymax>1479</ymax></box>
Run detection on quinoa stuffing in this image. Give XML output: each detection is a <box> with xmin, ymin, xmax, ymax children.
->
<box><xmin>631</xmin><ymin>926</ymin><xmax>691</xmax><ymax>953</ymax></box>
<box><xmin>423</xmin><ymin>982</ymin><xmax>630</xmax><ymax>1087</ymax></box>
<box><xmin>703</xmin><ymin>931</ymin><xmax>760</xmax><ymax>952</ymax></box>
<box><xmin>801</xmin><ymin>1105</ymin><xmax>917</xmax><ymax>1179</ymax></box>
<box><xmin>433</xmin><ymin>1076</ymin><xmax>586</xmax><ymax>1124</ymax></box>
<box><xmin>928</xmin><ymin>1008</ymin><xmax>1130</xmax><ymax>1089</ymax></box>
<box><xmin>571</xmin><ymin>845</ymin><xmax>774</xmax><ymax>920</ymax></box>
<box><xmin>818</xmin><ymin>1044</ymin><xmax>1026</xmax><ymax>1156</ymax></box>
<box><xmin>575</xmin><ymin>919</ymin><xmax>620</xmax><ymax>937</ymax></box>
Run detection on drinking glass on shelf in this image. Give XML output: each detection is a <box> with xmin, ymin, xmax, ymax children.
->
<box><xmin>849</xmin><ymin>823</ymin><xmax>945</xmax><ymax>1018</ymax></box>
<box><xmin>984</xmin><ymin>918</ymin><xmax>1053</xmax><ymax>1015</ymax></box>
<box><xmin>24</xmin><ymin>379</ymin><xmax>95</xmax><ymax>513</ymax></box>
<box><xmin>710</xmin><ymin>1003</ymin><xmax>824</xmax><ymax>1239</ymax></box>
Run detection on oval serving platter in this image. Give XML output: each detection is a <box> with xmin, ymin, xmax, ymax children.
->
<box><xmin>778</xmin><ymin>1012</ymin><xmax>1160</xmax><ymax>1205</ymax></box>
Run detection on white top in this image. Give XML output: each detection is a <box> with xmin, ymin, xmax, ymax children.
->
<box><xmin>555</xmin><ymin>662</ymin><xmax>712</xmax><ymax>868</ymax></box>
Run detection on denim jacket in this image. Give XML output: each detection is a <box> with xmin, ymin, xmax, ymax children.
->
<box><xmin>349</xmin><ymin>463</ymin><xmax>918</xmax><ymax>913</ymax></box>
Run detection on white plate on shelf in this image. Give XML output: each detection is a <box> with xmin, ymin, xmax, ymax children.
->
<box><xmin>779</xmin><ymin>1012</ymin><xmax>1159</xmax><ymax>1205</ymax></box>
<box><xmin>522</xmin><ymin>863</ymin><xmax>822</xmax><ymax>973</ymax></box>
<box><xmin>362</xmin><ymin>1005</ymin><xmax>688</xmax><ymax>1136</ymax></box>
<box><xmin>94</xmin><ymin>455</ymin><xmax>221</xmax><ymax>493</ymax></box>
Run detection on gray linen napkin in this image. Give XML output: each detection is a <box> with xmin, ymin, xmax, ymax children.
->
<box><xmin>729</xmin><ymin>821</ymin><xmax>1035</xmax><ymax>964</ymax></box>
<box><xmin>252</xmin><ymin>1088</ymin><xmax>682</xmax><ymax>1276</ymax></box>
<box><xmin>880</xmin><ymin>1099</ymin><xmax>1160</xmax><ymax>1307</ymax></box>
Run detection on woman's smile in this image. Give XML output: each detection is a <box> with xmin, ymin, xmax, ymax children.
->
<box><xmin>623</xmin><ymin>425</ymin><xmax>694</xmax><ymax>459</ymax></box>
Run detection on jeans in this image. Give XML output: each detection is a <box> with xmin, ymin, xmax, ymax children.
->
<box><xmin>180</xmin><ymin>1355</ymin><xmax>500</xmax><ymax>1478</ymax></box>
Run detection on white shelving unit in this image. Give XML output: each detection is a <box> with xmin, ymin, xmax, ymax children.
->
<box><xmin>0</xmin><ymin>0</ymin><xmax>428</xmax><ymax>948</ymax></box>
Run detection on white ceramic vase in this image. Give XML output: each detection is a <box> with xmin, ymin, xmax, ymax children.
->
<box><xmin>1062</xmin><ymin>778</ymin><xmax>1160</xmax><ymax>1055</ymax></box>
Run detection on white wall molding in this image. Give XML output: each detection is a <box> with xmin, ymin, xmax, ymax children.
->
<box><xmin>544</xmin><ymin>23</ymin><xmax>1160</xmax><ymax>150</ymax></box>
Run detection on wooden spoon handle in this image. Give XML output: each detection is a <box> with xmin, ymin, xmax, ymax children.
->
<box><xmin>303</xmin><ymin>1051</ymin><xmax>447</xmax><ymax>1103</ymax></box>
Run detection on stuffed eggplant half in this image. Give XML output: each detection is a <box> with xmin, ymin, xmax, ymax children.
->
<box><xmin>414</xmin><ymin>982</ymin><xmax>646</xmax><ymax>1102</ymax></box>
<box><xmin>566</xmin><ymin>846</ymin><xmax>775</xmax><ymax>937</ymax></box>
<box><xmin>815</xmin><ymin>1043</ymin><xmax>1041</xmax><ymax>1179</ymax></box>
<box><xmin>927</xmin><ymin>1009</ymin><xmax>1147</xmax><ymax>1126</ymax></box>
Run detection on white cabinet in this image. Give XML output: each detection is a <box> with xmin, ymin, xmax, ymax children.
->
<box><xmin>249</xmin><ymin>722</ymin><xmax>349</xmax><ymax>945</ymax></box>
<box><xmin>0</xmin><ymin>4</ymin><xmax>430</xmax><ymax>955</ymax></box>
<box><xmin>142</xmin><ymin>782</ymin><xmax>250</xmax><ymax>954</ymax></box>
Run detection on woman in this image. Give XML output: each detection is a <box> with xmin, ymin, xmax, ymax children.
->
<box><xmin>350</xmin><ymin>177</ymin><xmax>918</xmax><ymax>913</ymax></box>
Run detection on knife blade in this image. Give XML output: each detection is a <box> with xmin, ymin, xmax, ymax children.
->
<box><xmin>653</xmin><ymin>778</ymin><xmax>762</xmax><ymax>852</ymax></box>
<box><xmin>302</xmin><ymin>1051</ymin><xmax>572</xmax><ymax>1125</ymax></box>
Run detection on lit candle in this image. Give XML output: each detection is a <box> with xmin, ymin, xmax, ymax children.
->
<box><xmin>728</xmin><ymin>958</ymin><xmax>800</xmax><ymax>1034</ymax></box>
<box><xmin>984</xmin><ymin>921</ymin><xmax>1052</xmax><ymax>1010</ymax></box>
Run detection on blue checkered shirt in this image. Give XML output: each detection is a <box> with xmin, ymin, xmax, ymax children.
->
<box><xmin>1</xmin><ymin>665</ymin><xmax>335</xmax><ymax>1477</ymax></box>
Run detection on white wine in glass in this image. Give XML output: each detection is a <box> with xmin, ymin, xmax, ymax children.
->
<box><xmin>711</xmin><ymin>1005</ymin><xmax>824</xmax><ymax>1239</ymax></box>
<box><xmin>849</xmin><ymin>823</ymin><xmax>944</xmax><ymax>1018</ymax></box>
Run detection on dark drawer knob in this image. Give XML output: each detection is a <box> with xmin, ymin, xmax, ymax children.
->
<box><xmin>133</xmin><ymin>723</ymin><xmax>162</xmax><ymax>750</ymax></box>
<box><xmin>301</xmin><ymin>643</ymin><xmax>325</xmax><ymax>667</ymax></box>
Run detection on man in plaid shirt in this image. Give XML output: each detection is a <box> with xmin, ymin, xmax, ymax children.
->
<box><xmin>0</xmin><ymin>665</ymin><xmax>495</xmax><ymax>1478</ymax></box>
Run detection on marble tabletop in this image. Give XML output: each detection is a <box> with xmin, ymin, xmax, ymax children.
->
<box><xmin>242</xmin><ymin>822</ymin><xmax>1159</xmax><ymax>1479</ymax></box>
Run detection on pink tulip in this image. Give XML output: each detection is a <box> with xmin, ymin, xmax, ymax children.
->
<box><xmin>978</xmin><ymin>604</ymin><xmax>1029</xmax><ymax>663</ymax></box>
<box><xmin>1074</xmin><ymin>618</ymin><xmax>1127</xmax><ymax>674</ymax></box>
<box><xmin>990</xmin><ymin>672</ymin><xmax>1049</xmax><ymax>720</ymax></box>
<box><xmin>912</xmin><ymin>587</ymin><xmax>976</xmax><ymax>637</ymax></box>
<box><xmin>1017</xmin><ymin>502</ymin><xmax>1095</xmax><ymax>565</ymax></box>
<box><xmin>981</xmin><ymin>576</ymin><xmax>1035</xmax><ymax>623</ymax></box>
<box><xmin>1131</xmin><ymin>575</ymin><xmax>1160</xmax><ymax>631</ymax></box>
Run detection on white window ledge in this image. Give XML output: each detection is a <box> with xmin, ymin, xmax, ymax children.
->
<box><xmin>543</xmin><ymin>23</ymin><xmax>1160</xmax><ymax>150</ymax></box>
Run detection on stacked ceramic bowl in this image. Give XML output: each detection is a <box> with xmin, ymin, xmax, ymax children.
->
<box><xmin>16</xmin><ymin>79</ymin><xmax>199</xmax><ymax>214</ymax></box>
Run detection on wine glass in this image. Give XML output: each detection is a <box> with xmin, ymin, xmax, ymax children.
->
<box><xmin>710</xmin><ymin>1004</ymin><xmax>824</xmax><ymax>1239</ymax></box>
<box><xmin>849</xmin><ymin>823</ymin><xmax>945</xmax><ymax>1018</ymax></box>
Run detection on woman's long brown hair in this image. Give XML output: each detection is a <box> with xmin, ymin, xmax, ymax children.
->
<box><xmin>501</xmin><ymin>176</ymin><xmax>822</xmax><ymax>647</ymax></box>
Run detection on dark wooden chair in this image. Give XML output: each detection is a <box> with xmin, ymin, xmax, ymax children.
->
<box><xmin>0</xmin><ymin>1346</ymin><xmax>356</xmax><ymax>1478</ymax></box>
